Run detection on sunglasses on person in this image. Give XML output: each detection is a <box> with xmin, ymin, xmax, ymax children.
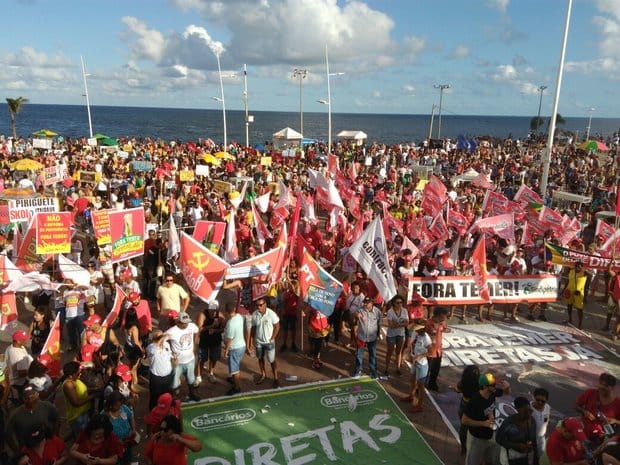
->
<box><xmin>166</xmin><ymin>279</ymin><xmax>174</xmax><ymax>282</ymax></box>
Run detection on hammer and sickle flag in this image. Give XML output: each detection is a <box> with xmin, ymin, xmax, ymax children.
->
<box><xmin>39</xmin><ymin>313</ymin><xmax>61</xmax><ymax>377</ymax></box>
<box><xmin>180</xmin><ymin>232</ymin><xmax>229</xmax><ymax>304</ymax></box>
<box><xmin>0</xmin><ymin>291</ymin><xmax>17</xmax><ymax>330</ymax></box>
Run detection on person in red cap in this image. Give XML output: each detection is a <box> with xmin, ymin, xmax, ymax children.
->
<box><xmin>143</xmin><ymin>392</ymin><xmax>181</xmax><ymax>434</ymax></box>
<box><xmin>545</xmin><ymin>417</ymin><xmax>589</xmax><ymax>464</ymax></box>
<box><xmin>126</xmin><ymin>291</ymin><xmax>152</xmax><ymax>344</ymax></box>
<box><xmin>4</xmin><ymin>330</ymin><xmax>33</xmax><ymax>394</ymax></box>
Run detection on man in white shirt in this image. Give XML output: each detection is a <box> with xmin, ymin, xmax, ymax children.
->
<box><xmin>5</xmin><ymin>330</ymin><xmax>33</xmax><ymax>390</ymax></box>
<box><xmin>165</xmin><ymin>312</ymin><xmax>200</xmax><ymax>401</ymax></box>
<box><xmin>146</xmin><ymin>330</ymin><xmax>174</xmax><ymax>410</ymax></box>
<box><xmin>250</xmin><ymin>298</ymin><xmax>281</xmax><ymax>388</ymax></box>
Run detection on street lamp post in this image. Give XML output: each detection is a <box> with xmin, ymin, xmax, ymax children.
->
<box><xmin>243</xmin><ymin>64</ymin><xmax>249</xmax><ymax>148</ymax></box>
<box><xmin>80</xmin><ymin>55</ymin><xmax>93</xmax><ymax>138</ymax></box>
<box><xmin>213</xmin><ymin>50</ymin><xmax>227</xmax><ymax>150</ymax></box>
<box><xmin>434</xmin><ymin>84</ymin><xmax>450</xmax><ymax>139</ymax></box>
<box><xmin>585</xmin><ymin>107</ymin><xmax>595</xmax><ymax>141</ymax></box>
<box><xmin>322</xmin><ymin>46</ymin><xmax>344</xmax><ymax>155</ymax></box>
<box><xmin>293</xmin><ymin>68</ymin><xmax>308</xmax><ymax>137</ymax></box>
<box><xmin>536</xmin><ymin>85</ymin><xmax>547</xmax><ymax>137</ymax></box>
<box><xmin>540</xmin><ymin>0</ymin><xmax>572</xmax><ymax>201</ymax></box>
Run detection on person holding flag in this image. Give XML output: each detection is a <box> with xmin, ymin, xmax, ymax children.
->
<box><xmin>352</xmin><ymin>297</ymin><xmax>382</xmax><ymax>379</ymax></box>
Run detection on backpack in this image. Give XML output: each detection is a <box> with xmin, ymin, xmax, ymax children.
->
<box><xmin>309</xmin><ymin>311</ymin><xmax>330</xmax><ymax>337</ymax></box>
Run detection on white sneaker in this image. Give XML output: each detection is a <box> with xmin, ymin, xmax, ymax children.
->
<box><xmin>193</xmin><ymin>376</ymin><xmax>202</xmax><ymax>387</ymax></box>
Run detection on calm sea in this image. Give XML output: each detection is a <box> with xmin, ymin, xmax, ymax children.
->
<box><xmin>1</xmin><ymin>103</ymin><xmax>619</xmax><ymax>145</ymax></box>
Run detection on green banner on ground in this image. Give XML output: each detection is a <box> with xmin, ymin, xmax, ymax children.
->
<box><xmin>182</xmin><ymin>377</ymin><xmax>443</xmax><ymax>465</ymax></box>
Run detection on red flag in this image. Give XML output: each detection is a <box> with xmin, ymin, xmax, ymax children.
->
<box><xmin>447</xmin><ymin>209</ymin><xmax>470</xmax><ymax>236</ymax></box>
<box><xmin>514</xmin><ymin>184</ymin><xmax>543</xmax><ymax>205</ymax></box>
<box><xmin>0</xmin><ymin>291</ymin><xmax>17</xmax><ymax>330</ymax></box>
<box><xmin>482</xmin><ymin>190</ymin><xmax>509</xmax><ymax>214</ymax></box>
<box><xmin>288</xmin><ymin>193</ymin><xmax>302</xmax><ymax>261</ymax></box>
<box><xmin>521</xmin><ymin>222</ymin><xmax>535</xmax><ymax>247</ymax></box>
<box><xmin>38</xmin><ymin>314</ymin><xmax>61</xmax><ymax>377</ymax></box>
<box><xmin>229</xmin><ymin>245</ymin><xmax>286</xmax><ymax>280</ymax></box>
<box><xmin>421</xmin><ymin>186</ymin><xmax>445</xmax><ymax>216</ymax></box>
<box><xmin>595</xmin><ymin>219</ymin><xmax>615</xmax><ymax>242</ymax></box>
<box><xmin>538</xmin><ymin>206</ymin><xmax>564</xmax><ymax>228</ymax></box>
<box><xmin>616</xmin><ymin>184</ymin><xmax>620</xmax><ymax>217</ymax></box>
<box><xmin>381</xmin><ymin>202</ymin><xmax>404</xmax><ymax>236</ymax></box>
<box><xmin>224</xmin><ymin>209</ymin><xmax>239</xmax><ymax>263</ymax></box>
<box><xmin>344</xmin><ymin>218</ymin><xmax>364</xmax><ymax>246</ymax></box>
<box><xmin>180</xmin><ymin>232</ymin><xmax>229</xmax><ymax>303</ymax></box>
<box><xmin>102</xmin><ymin>285</ymin><xmax>126</xmax><ymax>328</ymax></box>
<box><xmin>15</xmin><ymin>215</ymin><xmax>45</xmax><ymax>272</ymax></box>
<box><xmin>471</xmin><ymin>236</ymin><xmax>490</xmax><ymax>302</ymax></box>
<box><xmin>401</xmin><ymin>235</ymin><xmax>420</xmax><ymax>258</ymax></box>
<box><xmin>470</xmin><ymin>213</ymin><xmax>515</xmax><ymax>243</ymax></box>
<box><xmin>472</xmin><ymin>172</ymin><xmax>493</xmax><ymax>189</ymax></box>
<box><xmin>347</xmin><ymin>162</ymin><xmax>358</xmax><ymax>181</ymax></box>
<box><xmin>427</xmin><ymin>175</ymin><xmax>447</xmax><ymax>198</ymax></box>
<box><xmin>429</xmin><ymin>213</ymin><xmax>450</xmax><ymax>240</ymax></box>
<box><xmin>327</xmin><ymin>154</ymin><xmax>340</xmax><ymax>177</ymax></box>
<box><xmin>270</xmin><ymin>206</ymin><xmax>289</xmax><ymax>230</ymax></box>
<box><xmin>251</xmin><ymin>203</ymin><xmax>272</xmax><ymax>252</ymax></box>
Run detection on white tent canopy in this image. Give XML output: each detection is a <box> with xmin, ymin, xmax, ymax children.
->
<box><xmin>453</xmin><ymin>168</ymin><xmax>479</xmax><ymax>186</ymax></box>
<box><xmin>337</xmin><ymin>130</ymin><xmax>367</xmax><ymax>146</ymax></box>
<box><xmin>272</xmin><ymin>127</ymin><xmax>303</xmax><ymax>149</ymax></box>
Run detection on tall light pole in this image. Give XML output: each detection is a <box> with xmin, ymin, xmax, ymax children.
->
<box><xmin>243</xmin><ymin>64</ymin><xmax>249</xmax><ymax>148</ymax></box>
<box><xmin>434</xmin><ymin>84</ymin><xmax>450</xmax><ymax>139</ymax></box>
<box><xmin>322</xmin><ymin>46</ymin><xmax>344</xmax><ymax>154</ymax></box>
<box><xmin>80</xmin><ymin>55</ymin><xmax>93</xmax><ymax>138</ymax></box>
<box><xmin>536</xmin><ymin>85</ymin><xmax>547</xmax><ymax>137</ymax></box>
<box><xmin>293</xmin><ymin>68</ymin><xmax>308</xmax><ymax>136</ymax></box>
<box><xmin>585</xmin><ymin>107</ymin><xmax>595</xmax><ymax>141</ymax></box>
<box><xmin>213</xmin><ymin>49</ymin><xmax>227</xmax><ymax>150</ymax></box>
<box><xmin>540</xmin><ymin>0</ymin><xmax>572</xmax><ymax>200</ymax></box>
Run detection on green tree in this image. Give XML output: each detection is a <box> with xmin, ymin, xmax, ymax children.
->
<box><xmin>530</xmin><ymin>116</ymin><xmax>544</xmax><ymax>132</ymax></box>
<box><xmin>6</xmin><ymin>96</ymin><xmax>28</xmax><ymax>139</ymax></box>
<box><xmin>547</xmin><ymin>113</ymin><xmax>565</xmax><ymax>130</ymax></box>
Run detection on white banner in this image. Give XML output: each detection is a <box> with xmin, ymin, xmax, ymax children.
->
<box><xmin>407</xmin><ymin>274</ymin><xmax>559</xmax><ymax>305</ymax></box>
<box><xmin>8</xmin><ymin>197</ymin><xmax>59</xmax><ymax>223</ymax></box>
<box><xmin>32</xmin><ymin>138</ymin><xmax>52</xmax><ymax>150</ymax></box>
<box><xmin>348</xmin><ymin>217</ymin><xmax>397</xmax><ymax>301</ymax></box>
<box><xmin>441</xmin><ymin>322</ymin><xmax>603</xmax><ymax>367</ymax></box>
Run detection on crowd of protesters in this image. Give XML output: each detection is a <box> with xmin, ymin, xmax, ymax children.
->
<box><xmin>0</xmin><ymin>129</ymin><xmax>618</xmax><ymax>464</ymax></box>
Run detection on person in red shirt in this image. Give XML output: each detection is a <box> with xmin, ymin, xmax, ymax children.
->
<box><xmin>70</xmin><ymin>414</ymin><xmax>124</xmax><ymax>465</ymax></box>
<box><xmin>425</xmin><ymin>307</ymin><xmax>451</xmax><ymax>392</ymax></box>
<box><xmin>145</xmin><ymin>415</ymin><xmax>202</xmax><ymax>465</ymax></box>
<box><xmin>126</xmin><ymin>291</ymin><xmax>153</xmax><ymax>344</ymax></box>
<box><xmin>545</xmin><ymin>417</ymin><xmax>588</xmax><ymax>465</ymax></box>
<box><xmin>575</xmin><ymin>372</ymin><xmax>620</xmax><ymax>443</ymax></box>
<box><xmin>21</xmin><ymin>425</ymin><xmax>67</xmax><ymax>465</ymax></box>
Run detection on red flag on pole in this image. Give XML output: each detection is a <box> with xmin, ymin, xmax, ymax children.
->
<box><xmin>102</xmin><ymin>284</ymin><xmax>126</xmax><ymax>328</ymax></box>
<box><xmin>471</xmin><ymin>236</ymin><xmax>491</xmax><ymax>302</ymax></box>
<box><xmin>39</xmin><ymin>313</ymin><xmax>61</xmax><ymax>377</ymax></box>
<box><xmin>616</xmin><ymin>184</ymin><xmax>620</xmax><ymax>217</ymax></box>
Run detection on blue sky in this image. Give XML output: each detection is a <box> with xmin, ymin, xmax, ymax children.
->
<box><xmin>2</xmin><ymin>0</ymin><xmax>619</xmax><ymax>117</ymax></box>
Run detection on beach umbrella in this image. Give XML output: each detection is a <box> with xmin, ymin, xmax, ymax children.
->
<box><xmin>215</xmin><ymin>151</ymin><xmax>235</xmax><ymax>160</ymax></box>
<box><xmin>32</xmin><ymin>129</ymin><xmax>58</xmax><ymax>137</ymax></box>
<box><xmin>10</xmin><ymin>158</ymin><xmax>44</xmax><ymax>171</ymax></box>
<box><xmin>99</xmin><ymin>137</ymin><xmax>118</xmax><ymax>147</ymax></box>
<box><xmin>93</xmin><ymin>133</ymin><xmax>110</xmax><ymax>140</ymax></box>
<box><xmin>201</xmin><ymin>153</ymin><xmax>221</xmax><ymax>166</ymax></box>
<box><xmin>578</xmin><ymin>140</ymin><xmax>609</xmax><ymax>152</ymax></box>
<box><xmin>0</xmin><ymin>187</ymin><xmax>40</xmax><ymax>200</ymax></box>
<box><xmin>254</xmin><ymin>143</ymin><xmax>267</xmax><ymax>152</ymax></box>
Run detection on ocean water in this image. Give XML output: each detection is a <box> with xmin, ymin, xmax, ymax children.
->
<box><xmin>1</xmin><ymin>103</ymin><xmax>619</xmax><ymax>145</ymax></box>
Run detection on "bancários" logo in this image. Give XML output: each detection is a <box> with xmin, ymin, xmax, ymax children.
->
<box><xmin>320</xmin><ymin>390</ymin><xmax>378</xmax><ymax>409</ymax></box>
<box><xmin>191</xmin><ymin>408</ymin><xmax>256</xmax><ymax>431</ymax></box>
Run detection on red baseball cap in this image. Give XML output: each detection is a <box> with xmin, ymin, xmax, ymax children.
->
<box><xmin>114</xmin><ymin>364</ymin><xmax>133</xmax><ymax>382</ymax></box>
<box><xmin>128</xmin><ymin>291</ymin><xmax>140</xmax><ymax>302</ymax></box>
<box><xmin>164</xmin><ymin>309</ymin><xmax>179</xmax><ymax>320</ymax></box>
<box><xmin>38</xmin><ymin>353</ymin><xmax>53</xmax><ymax>368</ymax></box>
<box><xmin>12</xmin><ymin>330</ymin><xmax>30</xmax><ymax>342</ymax></box>
<box><xmin>562</xmin><ymin>417</ymin><xmax>587</xmax><ymax>441</ymax></box>
<box><xmin>84</xmin><ymin>314</ymin><xmax>102</xmax><ymax>327</ymax></box>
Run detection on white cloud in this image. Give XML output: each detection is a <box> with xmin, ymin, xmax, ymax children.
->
<box><xmin>403</xmin><ymin>84</ymin><xmax>415</xmax><ymax>94</ymax></box>
<box><xmin>4</xmin><ymin>46</ymin><xmax>72</xmax><ymax>68</ymax></box>
<box><xmin>121</xmin><ymin>16</ymin><xmax>166</xmax><ymax>62</ymax></box>
<box><xmin>448</xmin><ymin>45</ymin><xmax>470</xmax><ymax>59</ymax></box>
<box><xmin>486</xmin><ymin>0</ymin><xmax>509</xmax><ymax>13</ymax></box>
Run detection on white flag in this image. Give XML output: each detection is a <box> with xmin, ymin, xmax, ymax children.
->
<box><xmin>58</xmin><ymin>254</ymin><xmax>91</xmax><ymax>287</ymax></box>
<box><xmin>255</xmin><ymin>192</ymin><xmax>271</xmax><ymax>213</ymax></box>
<box><xmin>230</xmin><ymin>181</ymin><xmax>248</xmax><ymax>210</ymax></box>
<box><xmin>167</xmin><ymin>216</ymin><xmax>181</xmax><ymax>272</ymax></box>
<box><xmin>224</xmin><ymin>209</ymin><xmax>239</xmax><ymax>263</ymax></box>
<box><xmin>348</xmin><ymin>217</ymin><xmax>397</xmax><ymax>301</ymax></box>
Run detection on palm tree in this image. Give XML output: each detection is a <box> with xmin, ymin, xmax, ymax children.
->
<box><xmin>6</xmin><ymin>96</ymin><xmax>28</xmax><ymax>139</ymax></box>
<box><xmin>530</xmin><ymin>116</ymin><xmax>544</xmax><ymax>132</ymax></box>
<box><xmin>546</xmin><ymin>113</ymin><xmax>565</xmax><ymax>131</ymax></box>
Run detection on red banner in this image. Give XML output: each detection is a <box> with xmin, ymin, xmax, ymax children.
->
<box><xmin>91</xmin><ymin>209</ymin><xmax>112</xmax><ymax>246</ymax></box>
<box><xmin>471</xmin><ymin>236</ymin><xmax>490</xmax><ymax>302</ymax></box>
<box><xmin>0</xmin><ymin>204</ymin><xmax>9</xmax><ymax>225</ymax></box>
<box><xmin>109</xmin><ymin>207</ymin><xmax>145</xmax><ymax>263</ymax></box>
<box><xmin>15</xmin><ymin>216</ymin><xmax>44</xmax><ymax>272</ymax></box>
<box><xmin>0</xmin><ymin>291</ymin><xmax>17</xmax><ymax>330</ymax></box>
<box><xmin>192</xmin><ymin>221</ymin><xmax>226</xmax><ymax>253</ymax></box>
<box><xmin>35</xmin><ymin>212</ymin><xmax>72</xmax><ymax>254</ymax></box>
<box><xmin>180</xmin><ymin>232</ymin><xmax>229</xmax><ymax>303</ymax></box>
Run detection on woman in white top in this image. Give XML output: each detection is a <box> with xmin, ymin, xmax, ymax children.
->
<box><xmin>530</xmin><ymin>387</ymin><xmax>551</xmax><ymax>459</ymax></box>
<box><xmin>383</xmin><ymin>296</ymin><xmax>409</xmax><ymax>377</ymax></box>
<box><xmin>401</xmin><ymin>321</ymin><xmax>433</xmax><ymax>414</ymax></box>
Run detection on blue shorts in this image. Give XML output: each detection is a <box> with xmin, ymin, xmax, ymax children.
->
<box><xmin>228</xmin><ymin>347</ymin><xmax>245</xmax><ymax>375</ymax></box>
<box><xmin>255</xmin><ymin>342</ymin><xmax>276</xmax><ymax>363</ymax></box>
<box><xmin>386</xmin><ymin>335</ymin><xmax>405</xmax><ymax>346</ymax></box>
<box><xmin>412</xmin><ymin>362</ymin><xmax>429</xmax><ymax>381</ymax></box>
